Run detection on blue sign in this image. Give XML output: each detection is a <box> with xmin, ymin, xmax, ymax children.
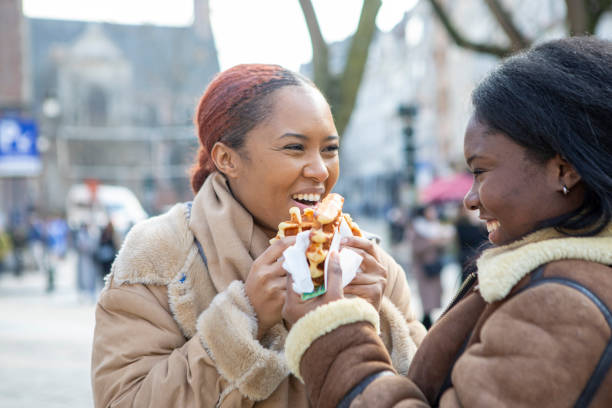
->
<box><xmin>0</xmin><ymin>117</ymin><xmax>41</xmax><ymax>176</ymax></box>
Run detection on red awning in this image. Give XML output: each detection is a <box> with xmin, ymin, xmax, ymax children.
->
<box><xmin>419</xmin><ymin>172</ymin><xmax>473</xmax><ymax>204</ymax></box>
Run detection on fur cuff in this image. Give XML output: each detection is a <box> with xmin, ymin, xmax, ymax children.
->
<box><xmin>197</xmin><ymin>280</ymin><xmax>289</xmax><ymax>401</ymax></box>
<box><xmin>379</xmin><ymin>297</ymin><xmax>418</xmax><ymax>375</ymax></box>
<box><xmin>285</xmin><ymin>297</ymin><xmax>380</xmax><ymax>382</ymax></box>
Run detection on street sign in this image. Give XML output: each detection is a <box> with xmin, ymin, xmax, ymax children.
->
<box><xmin>0</xmin><ymin>117</ymin><xmax>41</xmax><ymax>177</ymax></box>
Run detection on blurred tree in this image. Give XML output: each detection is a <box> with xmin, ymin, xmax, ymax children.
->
<box><xmin>428</xmin><ymin>0</ymin><xmax>612</xmax><ymax>57</ymax></box>
<box><xmin>299</xmin><ymin>0</ymin><xmax>382</xmax><ymax>138</ymax></box>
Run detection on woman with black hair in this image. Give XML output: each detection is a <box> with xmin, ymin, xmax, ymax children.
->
<box><xmin>282</xmin><ymin>36</ymin><xmax>612</xmax><ymax>407</ymax></box>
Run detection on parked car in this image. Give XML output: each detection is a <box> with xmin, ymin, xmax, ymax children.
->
<box><xmin>66</xmin><ymin>184</ymin><xmax>148</xmax><ymax>241</ymax></box>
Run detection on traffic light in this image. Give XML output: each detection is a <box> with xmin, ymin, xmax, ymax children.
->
<box><xmin>398</xmin><ymin>104</ymin><xmax>418</xmax><ymax>184</ymax></box>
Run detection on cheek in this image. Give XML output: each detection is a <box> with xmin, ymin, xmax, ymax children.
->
<box><xmin>327</xmin><ymin>158</ymin><xmax>340</xmax><ymax>186</ymax></box>
<box><xmin>479</xmin><ymin>179</ymin><xmax>515</xmax><ymax>215</ymax></box>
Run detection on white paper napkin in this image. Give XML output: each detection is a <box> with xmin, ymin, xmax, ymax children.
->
<box><xmin>282</xmin><ymin>217</ymin><xmax>363</xmax><ymax>294</ymax></box>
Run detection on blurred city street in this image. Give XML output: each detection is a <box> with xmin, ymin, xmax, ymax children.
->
<box><xmin>0</xmin><ymin>252</ymin><xmax>95</xmax><ymax>408</ymax></box>
<box><xmin>358</xmin><ymin>217</ymin><xmax>462</xmax><ymax>321</ymax></box>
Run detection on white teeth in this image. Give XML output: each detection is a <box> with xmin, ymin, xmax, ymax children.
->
<box><xmin>292</xmin><ymin>193</ymin><xmax>321</xmax><ymax>202</ymax></box>
<box><xmin>486</xmin><ymin>220</ymin><xmax>501</xmax><ymax>233</ymax></box>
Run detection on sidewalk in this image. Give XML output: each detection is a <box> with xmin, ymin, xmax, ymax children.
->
<box><xmin>0</xmin><ymin>252</ymin><xmax>96</xmax><ymax>408</ymax></box>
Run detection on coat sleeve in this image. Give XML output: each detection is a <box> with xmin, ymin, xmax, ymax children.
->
<box><xmin>284</xmin><ymin>297</ymin><xmax>430</xmax><ymax>408</ymax></box>
<box><xmin>92</xmin><ymin>280</ymin><xmax>288</xmax><ymax>407</ymax></box>
<box><xmin>286</xmin><ymin>284</ymin><xmax>611</xmax><ymax>408</ymax></box>
<box><xmin>375</xmin><ymin>249</ymin><xmax>427</xmax><ymax>375</ymax></box>
<box><xmin>379</xmin><ymin>249</ymin><xmax>427</xmax><ymax>347</ymax></box>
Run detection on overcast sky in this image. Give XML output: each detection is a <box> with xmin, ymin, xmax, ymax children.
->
<box><xmin>23</xmin><ymin>0</ymin><xmax>417</xmax><ymax>71</ymax></box>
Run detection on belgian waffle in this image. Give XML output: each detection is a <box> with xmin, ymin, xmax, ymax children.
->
<box><xmin>271</xmin><ymin>193</ymin><xmax>362</xmax><ymax>288</ymax></box>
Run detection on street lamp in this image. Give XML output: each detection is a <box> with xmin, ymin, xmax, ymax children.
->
<box><xmin>398</xmin><ymin>103</ymin><xmax>419</xmax><ymax>207</ymax></box>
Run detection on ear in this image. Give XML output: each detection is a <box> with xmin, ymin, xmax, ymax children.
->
<box><xmin>549</xmin><ymin>154</ymin><xmax>582</xmax><ymax>192</ymax></box>
<box><xmin>210</xmin><ymin>142</ymin><xmax>241</xmax><ymax>178</ymax></box>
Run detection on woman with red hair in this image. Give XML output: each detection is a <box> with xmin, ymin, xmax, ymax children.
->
<box><xmin>91</xmin><ymin>64</ymin><xmax>425</xmax><ymax>407</ymax></box>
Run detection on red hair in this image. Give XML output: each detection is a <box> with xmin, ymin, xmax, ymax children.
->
<box><xmin>190</xmin><ymin>64</ymin><xmax>314</xmax><ymax>192</ymax></box>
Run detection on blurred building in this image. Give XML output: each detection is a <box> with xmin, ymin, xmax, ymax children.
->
<box><xmin>0</xmin><ymin>0</ymin><xmax>29</xmax><ymax>111</ymax></box>
<box><xmin>0</xmin><ymin>0</ymin><xmax>32</xmax><ymax>223</ymax></box>
<box><xmin>331</xmin><ymin>0</ymin><xmax>612</xmax><ymax>218</ymax></box>
<box><xmin>1</xmin><ymin>0</ymin><xmax>219</xmax><ymax>219</ymax></box>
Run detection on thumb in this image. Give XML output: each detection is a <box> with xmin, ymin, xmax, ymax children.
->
<box><xmin>325</xmin><ymin>250</ymin><xmax>343</xmax><ymax>299</ymax></box>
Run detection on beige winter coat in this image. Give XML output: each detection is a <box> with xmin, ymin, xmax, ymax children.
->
<box><xmin>91</xmin><ymin>172</ymin><xmax>426</xmax><ymax>407</ymax></box>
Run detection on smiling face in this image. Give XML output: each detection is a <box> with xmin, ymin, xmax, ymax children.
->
<box><xmin>463</xmin><ymin>115</ymin><xmax>583</xmax><ymax>245</ymax></box>
<box><xmin>223</xmin><ymin>85</ymin><xmax>339</xmax><ymax>238</ymax></box>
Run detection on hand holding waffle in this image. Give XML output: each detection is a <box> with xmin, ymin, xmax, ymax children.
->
<box><xmin>340</xmin><ymin>236</ymin><xmax>388</xmax><ymax>312</ymax></box>
<box><xmin>245</xmin><ymin>236</ymin><xmax>296</xmax><ymax>339</ymax></box>
<box><xmin>272</xmin><ymin>193</ymin><xmax>364</xmax><ymax>296</ymax></box>
<box><xmin>282</xmin><ymin>251</ymin><xmax>344</xmax><ymax>326</ymax></box>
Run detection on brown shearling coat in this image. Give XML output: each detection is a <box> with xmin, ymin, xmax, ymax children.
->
<box><xmin>285</xmin><ymin>225</ymin><xmax>612</xmax><ymax>407</ymax></box>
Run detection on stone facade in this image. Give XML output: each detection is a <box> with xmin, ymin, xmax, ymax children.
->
<box><xmin>0</xmin><ymin>0</ymin><xmax>27</xmax><ymax>110</ymax></box>
<box><xmin>27</xmin><ymin>0</ymin><xmax>219</xmax><ymax>214</ymax></box>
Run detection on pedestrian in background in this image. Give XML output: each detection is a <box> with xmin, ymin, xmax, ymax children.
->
<box><xmin>28</xmin><ymin>211</ymin><xmax>48</xmax><ymax>277</ymax></box>
<box><xmin>76</xmin><ymin>223</ymin><xmax>99</xmax><ymax>302</ymax></box>
<box><xmin>282</xmin><ymin>36</ymin><xmax>612</xmax><ymax>407</ymax></box>
<box><xmin>91</xmin><ymin>64</ymin><xmax>425</xmax><ymax>407</ymax></box>
<box><xmin>8</xmin><ymin>209</ymin><xmax>28</xmax><ymax>277</ymax></box>
<box><xmin>94</xmin><ymin>220</ymin><xmax>117</xmax><ymax>284</ymax></box>
<box><xmin>407</xmin><ymin>204</ymin><xmax>455</xmax><ymax>328</ymax></box>
<box><xmin>0</xmin><ymin>214</ymin><xmax>12</xmax><ymax>273</ymax></box>
<box><xmin>44</xmin><ymin>214</ymin><xmax>69</xmax><ymax>292</ymax></box>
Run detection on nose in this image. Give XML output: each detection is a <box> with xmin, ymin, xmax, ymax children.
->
<box><xmin>463</xmin><ymin>183</ymin><xmax>479</xmax><ymax>211</ymax></box>
<box><xmin>303</xmin><ymin>153</ymin><xmax>329</xmax><ymax>182</ymax></box>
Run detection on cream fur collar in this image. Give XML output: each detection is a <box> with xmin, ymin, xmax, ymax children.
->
<box><xmin>477</xmin><ymin>224</ymin><xmax>612</xmax><ymax>303</ymax></box>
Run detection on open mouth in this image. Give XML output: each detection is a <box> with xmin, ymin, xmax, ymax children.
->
<box><xmin>486</xmin><ymin>220</ymin><xmax>501</xmax><ymax>233</ymax></box>
<box><xmin>291</xmin><ymin>193</ymin><xmax>321</xmax><ymax>207</ymax></box>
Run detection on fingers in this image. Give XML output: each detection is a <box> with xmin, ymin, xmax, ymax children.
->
<box><xmin>340</xmin><ymin>237</ymin><xmax>386</xmax><ymax>279</ymax></box>
<box><xmin>324</xmin><ymin>251</ymin><xmax>343</xmax><ymax>300</ymax></box>
<box><xmin>344</xmin><ymin>247</ymin><xmax>386</xmax><ymax>281</ymax></box>
<box><xmin>259</xmin><ymin>236</ymin><xmax>296</xmax><ymax>264</ymax></box>
<box><xmin>344</xmin><ymin>283</ymin><xmax>383</xmax><ymax>297</ymax></box>
<box><xmin>252</xmin><ymin>236</ymin><xmax>295</xmax><ymax>280</ymax></box>
<box><xmin>347</xmin><ymin>271</ymin><xmax>385</xmax><ymax>285</ymax></box>
<box><xmin>284</xmin><ymin>274</ymin><xmax>303</xmax><ymax>304</ymax></box>
<box><xmin>283</xmin><ymin>274</ymin><xmax>309</xmax><ymax>325</ymax></box>
<box><xmin>344</xmin><ymin>282</ymin><xmax>384</xmax><ymax>311</ymax></box>
<box><xmin>340</xmin><ymin>236</ymin><xmax>378</xmax><ymax>259</ymax></box>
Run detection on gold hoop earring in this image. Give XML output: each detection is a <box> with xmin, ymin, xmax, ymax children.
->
<box><xmin>562</xmin><ymin>185</ymin><xmax>570</xmax><ymax>195</ymax></box>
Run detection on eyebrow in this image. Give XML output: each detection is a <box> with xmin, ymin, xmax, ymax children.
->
<box><xmin>466</xmin><ymin>154</ymin><xmax>478</xmax><ymax>167</ymax></box>
<box><xmin>279</xmin><ymin>132</ymin><xmax>339</xmax><ymax>141</ymax></box>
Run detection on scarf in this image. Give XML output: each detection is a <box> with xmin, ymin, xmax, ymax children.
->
<box><xmin>189</xmin><ymin>172</ymin><xmax>271</xmax><ymax>293</ymax></box>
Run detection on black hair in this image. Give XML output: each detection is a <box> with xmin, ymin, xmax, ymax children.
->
<box><xmin>471</xmin><ymin>36</ymin><xmax>612</xmax><ymax>236</ymax></box>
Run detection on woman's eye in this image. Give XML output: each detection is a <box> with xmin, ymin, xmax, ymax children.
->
<box><xmin>284</xmin><ymin>144</ymin><xmax>305</xmax><ymax>151</ymax></box>
<box><xmin>471</xmin><ymin>168</ymin><xmax>485</xmax><ymax>177</ymax></box>
<box><xmin>323</xmin><ymin>145</ymin><xmax>339</xmax><ymax>153</ymax></box>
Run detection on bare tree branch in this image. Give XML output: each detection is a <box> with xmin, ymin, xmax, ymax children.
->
<box><xmin>587</xmin><ymin>0</ymin><xmax>612</xmax><ymax>34</ymax></box>
<box><xmin>427</xmin><ymin>0</ymin><xmax>513</xmax><ymax>57</ymax></box>
<box><xmin>484</xmin><ymin>0</ymin><xmax>530</xmax><ymax>50</ymax></box>
<box><xmin>298</xmin><ymin>0</ymin><xmax>329</xmax><ymax>91</ymax></box>
<box><xmin>335</xmin><ymin>0</ymin><xmax>382</xmax><ymax>136</ymax></box>
<box><xmin>565</xmin><ymin>0</ymin><xmax>590</xmax><ymax>34</ymax></box>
